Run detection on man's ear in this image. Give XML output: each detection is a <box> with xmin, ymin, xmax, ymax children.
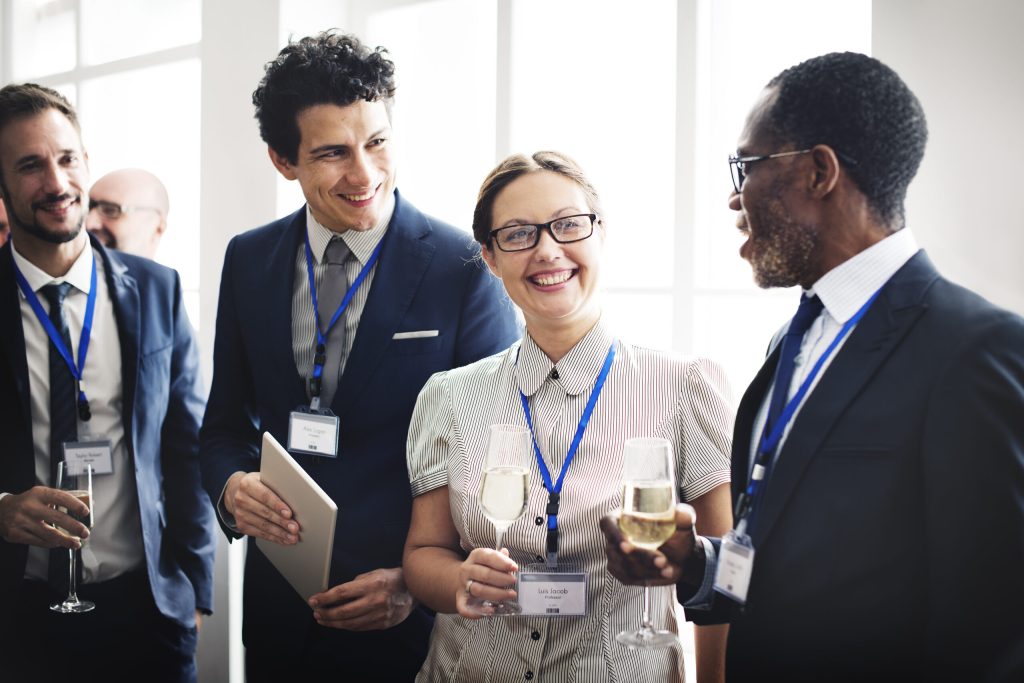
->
<box><xmin>808</xmin><ymin>144</ymin><xmax>841</xmax><ymax>198</ymax></box>
<box><xmin>268</xmin><ymin>146</ymin><xmax>298</xmax><ymax>180</ymax></box>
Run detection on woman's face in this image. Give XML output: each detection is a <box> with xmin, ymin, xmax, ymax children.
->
<box><xmin>482</xmin><ymin>170</ymin><xmax>604</xmax><ymax>335</ymax></box>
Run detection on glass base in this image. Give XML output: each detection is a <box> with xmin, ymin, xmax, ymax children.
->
<box><xmin>50</xmin><ymin>597</ymin><xmax>95</xmax><ymax>613</ymax></box>
<box><xmin>465</xmin><ymin>595</ymin><xmax>522</xmax><ymax>617</ymax></box>
<box><xmin>615</xmin><ymin>627</ymin><xmax>677</xmax><ymax>649</ymax></box>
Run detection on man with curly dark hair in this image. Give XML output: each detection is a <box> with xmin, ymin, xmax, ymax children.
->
<box><xmin>603</xmin><ymin>52</ymin><xmax>1024</xmax><ymax>682</ymax></box>
<box><xmin>200</xmin><ymin>32</ymin><xmax>519</xmax><ymax>681</ymax></box>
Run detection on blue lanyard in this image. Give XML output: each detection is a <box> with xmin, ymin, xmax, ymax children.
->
<box><xmin>13</xmin><ymin>253</ymin><xmax>98</xmax><ymax>422</ymax></box>
<box><xmin>303</xmin><ymin>232</ymin><xmax>383</xmax><ymax>406</ymax></box>
<box><xmin>736</xmin><ymin>287</ymin><xmax>883</xmax><ymax>533</ymax></box>
<box><xmin>518</xmin><ymin>341</ymin><xmax>616</xmax><ymax>566</ymax></box>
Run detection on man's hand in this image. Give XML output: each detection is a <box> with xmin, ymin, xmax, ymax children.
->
<box><xmin>309</xmin><ymin>567</ymin><xmax>416</xmax><ymax>631</ymax></box>
<box><xmin>0</xmin><ymin>487</ymin><xmax>90</xmax><ymax>549</ymax></box>
<box><xmin>224</xmin><ymin>471</ymin><xmax>298</xmax><ymax>545</ymax></box>
<box><xmin>600</xmin><ymin>503</ymin><xmax>705</xmax><ymax>587</ymax></box>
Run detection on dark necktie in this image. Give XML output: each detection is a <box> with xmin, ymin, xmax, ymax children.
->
<box><xmin>765</xmin><ymin>293</ymin><xmax>825</xmax><ymax>437</ymax></box>
<box><xmin>42</xmin><ymin>282</ymin><xmax>77</xmax><ymax>594</ymax></box>
<box><xmin>317</xmin><ymin>238</ymin><xmax>352</xmax><ymax>407</ymax></box>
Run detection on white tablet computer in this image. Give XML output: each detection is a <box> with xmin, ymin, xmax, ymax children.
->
<box><xmin>255</xmin><ymin>432</ymin><xmax>338</xmax><ymax>601</ymax></box>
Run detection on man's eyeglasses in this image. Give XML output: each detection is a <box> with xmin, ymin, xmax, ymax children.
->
<box><xmin>88</xmin><ymin>199</ymin><xmax>162</xmax><ymax>220</ymax></box>
<box><xmin>728</xmin><ymin>147</ymin><xmax>859</xmax><ymax>193</ymax></box>
<box><xmin>489</xmin><ymin>213</ymin><xmax>598</xmax><ymax>252</ymax></box>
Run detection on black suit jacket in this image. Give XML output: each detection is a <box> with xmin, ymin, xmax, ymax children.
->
<box><xmin>687</xmin><ymin>251</ymin><xmax>1024</xmax><ymax>682</ymax></box>
<box><xmin>199</xmin><ymin>192</ymin><xmax>519</xmax><ymax>664</ymax></box>
<box><xmin>0</xmin><ymin>237</ymin><xmax>216</xmax><ymax>629</ymax></box>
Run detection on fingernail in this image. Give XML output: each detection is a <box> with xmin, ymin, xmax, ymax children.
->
<box><xmin>288</xmin><ymin>523</ymin><xmax>298</xmax><ymax>532</ymax></box>
<box><xmin>309</xmin><ymin>599</ymin><xmax>318</xmax><ymax>608</ymax></box>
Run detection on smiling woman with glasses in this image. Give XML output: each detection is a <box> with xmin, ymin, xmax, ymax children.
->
<box><xmin>402</xmin><ymin>150</ymin><xmax>736</xmax><ymax>683</ymax></box>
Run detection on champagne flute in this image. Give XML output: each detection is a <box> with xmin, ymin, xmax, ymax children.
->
<box><xmin>50</xmin><ymin>461</ymin><xmax>95</xmax><ymax>614</ymax></box>
<box><xmin>469</xmin><ymin>423</ymin><xmax>531</xmax><ymax>616</ymax></box>
<box><xmin>615</xmin><ymin>437</ymin><xmax>678</xmax><ymax>648</ymax></box>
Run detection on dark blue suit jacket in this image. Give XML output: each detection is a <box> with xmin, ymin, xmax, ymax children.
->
<box><xmin>686</xmin><ymin>251</ymin><xmax>1024</xmax><ymax>682</ymax></box>
<box><xmin>0</xmin><ymin>237</ymin><xmax>216</xmax><ymax>629</ymax></box>
<box><xmin>199</xmin><ymin>192</ymin><xmax>519</xmax><ymax>660</ymax></box>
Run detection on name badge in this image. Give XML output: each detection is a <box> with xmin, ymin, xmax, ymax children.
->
<box><xmin>63</xmin><ymin>440</ymin><xmax>114</xmax><ymax>475</ymax></box>
<box><xmin>288</xmin><ymin>409</ymin><xmax>340</xmax><ymax>458</ymax></box>
<box><xmin>713</xmin><ymin>530</ymin><xmax>755</xmax><ymax>604</ymax></box>
<box><xmin>517</xmin><ymin>564</ymin><xmax>587</xmax><ymax>616</ymax></box>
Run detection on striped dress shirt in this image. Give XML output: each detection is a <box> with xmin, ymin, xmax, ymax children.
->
<box><xmin>407</xmin><ymin>319</ymin><xmax>733</xmax><ymax>682</ymax></box>
<box><xmin>290</xmin><ymin>200</ymin><xmax>393</xmax><ymax>395</ymax></box>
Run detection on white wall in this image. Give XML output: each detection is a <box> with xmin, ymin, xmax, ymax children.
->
<box><xmin>874</xmin><ymin>0</ymin><xmax>1024</xmax><ymax>314</ymax></box>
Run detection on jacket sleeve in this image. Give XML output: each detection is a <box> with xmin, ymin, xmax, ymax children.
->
<box><xmin>159</xmin><ymin>269</ymin><xmax>217</xmax><ymax>613</ymax></box>
<box><xmin>199</xmin><ymin>238</ymin><xmax>261</xmax><ymax>539</ymax></box>
<box><xmin>452</xmin><ymin>255</ymin><xmax>520</xmax><ymax>367</ymax></box>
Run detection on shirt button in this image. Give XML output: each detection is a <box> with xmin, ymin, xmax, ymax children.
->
<box><xmin>534</xmin><ymin>516</ymin><xmax>543</xmax><ymax>526</ymax></box>
<box><xmin>535</xmin><ymin>555</ymin><xmax>544</xmax><ymax>562</ymax></box>
<box><xmin>531</xmin><ymin>630</ymin><xmax>540</xmax><ymax>640</ymax></box>
<box><xmin>525</xmin><ymin>672</ymin><xmax>534</xmax><ymax>681</ymax></box>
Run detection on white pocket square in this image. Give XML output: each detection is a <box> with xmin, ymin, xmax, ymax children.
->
<box><xmin>392</xmin><ymin>330</ymin><xmax>439</xmax><ymax>340</ymax></box>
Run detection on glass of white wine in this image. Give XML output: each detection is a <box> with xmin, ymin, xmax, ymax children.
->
<box><xmin>469</xmin><ymin>423</ymin><xmax>532</xmax><ymax>617</ymax></box>
<box><xmin>615</xmin><ymin>437</ymin><xmax>678</xmax><ymax>648</ymax></box>
<box><xmin>50</xmin><ymin>461</ymin><xmax>95</xmax><ymax>613</ymax></box>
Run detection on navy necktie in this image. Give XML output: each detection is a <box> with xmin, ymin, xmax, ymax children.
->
<box><xmin>42</xmin><ymin>282</ymin><xmax>77</xmax><ymax>595</ymax></box>
<box><xmin>765</xmin><ymin>294</ymin><xmax>824</xmax><ymax>436</ymax></box>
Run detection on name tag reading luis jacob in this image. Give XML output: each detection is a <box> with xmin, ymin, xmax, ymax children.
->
<box><xmin>288</xmin><ymin>410</ymin><xmax>340</xmax><ymax>458</ymax></box>
<box><xmin>517</xmin><ymin>566</ymin><xmax>587</xmax><ymax>616</ymax></box>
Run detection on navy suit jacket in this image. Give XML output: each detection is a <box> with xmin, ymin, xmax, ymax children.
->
<box><xmin>0</xmin><ymin>237</ymin><xmax>216</xmax><ymax>629</ymax></box>
<box><xmin>686</xmin><ymin>251</ymin><xmax>1024</xmax><ymax>682</ymax></box>
<box><xmin>199</xmin><ymin>192</ymin><xmax>519</xmax><ymax>657</ymax></box>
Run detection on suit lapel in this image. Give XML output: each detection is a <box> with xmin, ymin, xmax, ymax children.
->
<box><xmin>0</xmin><ymin>244</ymin><xmax>32</xmax><ymax>451</ymax></box>
<box><xmin>269</xmin><ymin>209</ymin><xmax>309</xmax><ymax>401</ymax></box>
<box><xmin>752</xmin><ymin>252</ymin><xmax>938</xmax><ymax>545</ymax></box>
<box><xmin>331</xmin><ymin>193</ymin><xmax>435</xmax><ymax>418</ymax></box>
<box><xmin>732</xmin><ymin>346</ymin><xmax>780</xmax><ymax>501</ymax></box>
<box><xmin>98</xmin><ymin>240</ymin><xmax>141</xmax><ymax>453</ymax></box>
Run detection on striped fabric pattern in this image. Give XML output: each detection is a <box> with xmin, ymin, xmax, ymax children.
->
<box><xmin>407</xmin><ymin>320</ymin><xmax>734</xmax><ymax>682</ymax></box>
<box><xmin>290</xmin><ymin>206</ymin><xmax>390</xmax><ymax>391</ymax></box>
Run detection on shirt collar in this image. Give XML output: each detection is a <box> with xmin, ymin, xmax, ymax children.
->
<box><xmin>306</xmin><ymin>192</ymin><xmax>395</xmax><ymax>266</ymax></box>
<box><xmin>809</xmin><ymin>228</ymin><xmax>919</xmax><ymax>324</ymax></box>
<box><xmin>11</xmin><ymin>238</ymin><xmax>95</xmax><ymax>296</ymax></box>
<box><xmin>516</xmin><ymin>318</ymin><xmax>615</xmax><ymax>397</ymax></box>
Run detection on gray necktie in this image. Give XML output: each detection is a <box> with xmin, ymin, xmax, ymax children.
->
<box><xmin>317</xmin><ymin>238</ymin><xmax>352</xmax><ymax>407</ymax></box>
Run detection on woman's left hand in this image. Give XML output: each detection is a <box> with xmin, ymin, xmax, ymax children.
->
<box><xmin>455</xmin><ymin>547</ymin><xmax>519</xmax><ymax>619</ymax></box>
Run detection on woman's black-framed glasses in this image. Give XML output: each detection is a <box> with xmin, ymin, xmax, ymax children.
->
<box><xmin>489</xmin><ymin>213</ymin><xmax>598</xmax><ymax>252</ymax></box>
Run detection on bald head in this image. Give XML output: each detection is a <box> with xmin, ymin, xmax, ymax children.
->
<box><xmin>86</xmin><ymin>168</ymin><xmax>168</xmax><ymax>259</ymax></box>
<box><xmin>0</xmin><ymin>197</ymin><xmax>9</xmax><ymax>247</ymax></box>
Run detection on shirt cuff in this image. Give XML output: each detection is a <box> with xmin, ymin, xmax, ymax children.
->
<box><xmin>681</xmin><ymin>535</ymin><xmax>717</xmax><ymax>610</ymax></box>
<box><xmin>216</xmin><ymin>481</ymin><xmax>243</xmax><ymax>538</ymax></box>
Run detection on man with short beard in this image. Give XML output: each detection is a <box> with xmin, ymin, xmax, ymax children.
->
<box><xmin>0</xmin><ymin>83</ymin><xmax>215</xmax><ymax>683</ymax></box>
<box><xmin>601</xmin><ymin>52</ymin><xmax>1024</xmax><ymax>682</ymax></box>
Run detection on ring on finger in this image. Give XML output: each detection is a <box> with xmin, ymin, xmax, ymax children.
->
<box><xmin>465</xmin><ymin>579</ymin><xmax>475</xmax><ymax>595</ymax></box>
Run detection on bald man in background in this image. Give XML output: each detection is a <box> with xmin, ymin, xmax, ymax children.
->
<box><xmin>0</xmin><ymin>197</ymin><xmax>9</xmax><ymax>246</ymax></box>
<box><xmin>86</xmin><ymin>168</ymin><xmax>169</xmax><ymax>259</ymax></box>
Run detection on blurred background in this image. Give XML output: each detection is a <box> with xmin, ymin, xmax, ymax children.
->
<box><xmin>3</xmin><ymin>1</ymin><xmax>1020</xmax><ymax>680</ymax></box>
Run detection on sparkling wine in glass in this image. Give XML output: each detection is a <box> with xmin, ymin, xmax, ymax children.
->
<box><xmin>50</xmin><ymin>461</ymin><xmax>95</xmax><ymax>614</ymax></box>
<box><xmin>615</xmin><ymin>437</ymin><xmax>678</xmax><ymax>649</ymax></box>
<box><xmin>469</xmin><ymin>423</ymin><xmax>531</xmax><ymax>616</ymax></box>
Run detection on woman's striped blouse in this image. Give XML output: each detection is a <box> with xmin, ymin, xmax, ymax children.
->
<box><xmin>406</xmin><ymin>319</ymin><xmax>734</xmax><ymax>683</ymax></box>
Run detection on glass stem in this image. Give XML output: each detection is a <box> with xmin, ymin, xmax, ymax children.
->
<box><xmin>67</xmin><ymin>548</ymin><xmax>78</xmax><ymax>602</ymax></box>
<box><xmin>494</xmin><ymin>524</ymin><xmax>505</xmax><ymax>553</ymax></box>
<box><xmin>642</xmin><ymin>584</ymin><xmax>653</xmax><ymax>631</ymax></box>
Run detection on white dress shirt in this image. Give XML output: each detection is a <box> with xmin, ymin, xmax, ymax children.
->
<box><xmin>8</xmin><ymin>240</ymin><xmax>145</xmax><ymax>583</ymax></box>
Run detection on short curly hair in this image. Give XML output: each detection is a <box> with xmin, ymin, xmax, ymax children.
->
<box><xmin>472</xmin><ymin>151</ymin><xmax>604</xmax><ymax>248</ymax></box>
<box><xmin>764</xmin><ymin>52</ymin><xmax>927</xmax><ymax>228</ymax></box>
<box><xmin>252</xmin><ymin>31</ymin><xmax>396</xmax><ymax>163</ymax></box>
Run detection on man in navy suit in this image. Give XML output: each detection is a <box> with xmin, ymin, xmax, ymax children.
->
<box><xmin>602</xmin><ymin>53</ymin><xmax>1024</xmax><ymax>681</ymax></box>
<box><xmin>0</xmin><ymin>84</ymin><xmax>215</xmax><ymax>683</ymax></box>
<box><xmin>199</xmin><ymin>32</ymin><xmax>519</xmax><ymax>680</ymax></box>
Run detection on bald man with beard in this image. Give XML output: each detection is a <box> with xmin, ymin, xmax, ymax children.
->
<box><xmin>86</xmin><ymin>167</ymin><xmax>169</xmax><ymax>259</ymax></box>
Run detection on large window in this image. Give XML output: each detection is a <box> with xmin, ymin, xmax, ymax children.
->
<box><xmin>2</xmin><ymin>0</ymin><xmax>202</xmax><ymax>326</ymax></box>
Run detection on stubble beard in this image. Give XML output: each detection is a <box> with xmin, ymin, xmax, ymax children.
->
<box><xmin>747</xmin><ymin>194</ymin><xmax>819</xmax><ymax>290</ymax></box>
